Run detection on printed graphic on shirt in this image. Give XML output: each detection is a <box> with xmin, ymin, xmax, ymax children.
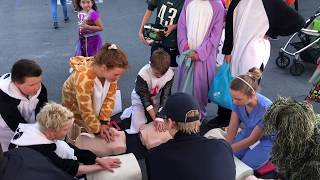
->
<box><xmin>78</xmin><ymin>12</ymin><xmax>90</xmax><ymax>26</ymax></box>
<box><xmin>157</xmin><ymin>2</ymin><xmax>178</xmax><ymax>26</ymax></box>
<box><xmin>150</xmin><ymin>85</ymin><xmax>160</xmax><ymax>105</ymax></box>
<box><xmin>149</xmin><ymin>0</ymin><xmax>184</xmax><ymax>47</ymax></box>
<box><xmin>12</xmin><ymin>128</ymin><xmax>23</xmax><ymax>140</ymax></box>
<box><xmin>153</xmin><ymin>0</ymin><xmax>183</xmax><ymax>27</ymax></box>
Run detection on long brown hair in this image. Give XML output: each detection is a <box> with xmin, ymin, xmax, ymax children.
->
<box><xmin>94</xmin><ymin>43</ymin><xmax>129</xmax><ymax>70</ymax></box>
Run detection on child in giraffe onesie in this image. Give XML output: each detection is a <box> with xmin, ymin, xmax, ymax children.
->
<box><xmin>62</xmin><ymin>43</ymin><xmax>129</xmax><ymax>143</ymax></box>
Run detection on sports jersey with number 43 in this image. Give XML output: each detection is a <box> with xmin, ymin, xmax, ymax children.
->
<box><xmin>147</xmin><ymin>0</ymin><xmax>184</xmax><ymax>48</ymax></box>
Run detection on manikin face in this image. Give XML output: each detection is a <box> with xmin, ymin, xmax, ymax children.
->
<box><xmin>14</xmin><ymin>76</ymin><xmax>42</xmax><ymax>97</ymax></box>
<box><xmin>230</xmin><ymin>89</ymin><xmax>254</xmax><ymax>106</ymax></box>
<box><xmin>165</xmin><ymin>118</ymin><xmax>175</xmax><ymax>134</ymax></box>
<box><xmin>80</xmin><ymin>0</ymin><xmax>93</xmax><ymax>11</ymax></box>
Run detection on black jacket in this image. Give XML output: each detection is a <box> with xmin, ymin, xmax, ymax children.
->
<box><xmin>20</xmin><ymin>143</ymin><xmax>97</xmax><ymax>176</ymax></box>
<box><xmin>0</xmin><ymin>147</ymin><xmax>74</xmax><ymax>180</ymax></box>
<box><xmin>146</xmin><ymin>131</ymin><xmax>236</xmax><ymax>180</ymax></box>
<box><xmin>0</xmin><ymin>83</ymin><xmax>47</xmax><ymax>131</ymax></box>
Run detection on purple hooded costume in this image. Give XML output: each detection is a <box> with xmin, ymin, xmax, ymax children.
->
<box><xmin>177</xmin><ymin>0</ymin><xmax>224</xmax><ymax>117</ymax></box>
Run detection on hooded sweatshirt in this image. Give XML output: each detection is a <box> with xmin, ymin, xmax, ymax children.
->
<box><xmin>10</xmin><ymin>123</ymin><xmax>96</xmax><ymax>176</ymax></box>
<box><xmin>0</xmin><ymin>73</ymin><xmax>47</xmax><ymax>151</ymax></box>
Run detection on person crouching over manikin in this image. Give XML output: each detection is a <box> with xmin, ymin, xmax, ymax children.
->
<box><xmin>146</xmin><ymin>93</ymin><xmax>236</xmax><ymax>180</ymax></box>
<box><xmin>9</xmin><ymin>102</ymin><xmax>121</xmax><ymax>177</ymax></box>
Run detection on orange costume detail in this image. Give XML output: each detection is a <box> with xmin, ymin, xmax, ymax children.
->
<box><xmin>62</xmin><ymin>56</ymin><xmax>117</xmax><ymax>134</ymax></box>
<box><xmin>225</xmin><ymin>0</ymin><xmax>231</xmax><ymax>8</ymax></box>
<box><xmin>286</xmin><ymin>0</ymin><xmax>295</xmax><ymax>5</ymax></box>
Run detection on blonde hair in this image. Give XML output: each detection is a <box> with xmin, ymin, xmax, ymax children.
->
<box><xmin>37</xmin><ymin>102</ymin><xmax>74</xmax><ymax>132</ymax></box>
<box><xmin>230</xmin><ymin>67</ymin><xmax>262</xmax><ymax>96</ymax></box>
<box><xmin>175</xmin><ymin>121</ymin><xmax>201</xmax><ymax>134</ymax></box>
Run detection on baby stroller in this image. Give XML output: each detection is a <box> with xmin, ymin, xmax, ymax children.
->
<box><xmin>276</xmin><ymin>6</ymin><xmax>320</xmax><ymax>76</ymax></box>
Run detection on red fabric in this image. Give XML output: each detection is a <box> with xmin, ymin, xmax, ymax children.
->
<box><xmin>287</xmin><ymin>0</ymin><xmax>295</xmax><ymax>5</ymax></box>
<box><xmin>256</xmin><ymin>161</ymin><xmax>277</xmax><ymax>175</ymax></box>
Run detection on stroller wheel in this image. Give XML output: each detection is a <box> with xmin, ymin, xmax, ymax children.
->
<box><xmin>290</xmin><ymin>63</ymin><xmax>304</xmax><ymax>76</ymax></box>
<box><xmin>276</xmin><ymin>55</ymin><xmax>290</xmax><ymax>69</ymax></box>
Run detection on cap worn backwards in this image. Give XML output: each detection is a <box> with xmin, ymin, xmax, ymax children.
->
<box><xmin>161</xmin><ymin>93</ymin><xmax>201</xmax><ymax>123</ymax></box>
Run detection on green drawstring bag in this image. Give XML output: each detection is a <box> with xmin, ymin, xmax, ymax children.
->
<box><xmin>312</xmin><ymin>19</ymin><xmax>320</xmax><ymax>31</ymax></box>
<box><xmin>176</xmin><ymin>50</ymin><xmax>194</xmax><ymax>95</ymax></box>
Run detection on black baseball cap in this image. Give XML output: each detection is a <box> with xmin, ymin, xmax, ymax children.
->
<box><xmin>161</xmin><ymin>93</ymin><xmax>201</xmax><ymax>123</ymax></box>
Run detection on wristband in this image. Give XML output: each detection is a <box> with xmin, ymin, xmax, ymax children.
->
<box><xmin>100</xmin><ymin>120</ymin><xmax>109</xmax><ymax>125</ymax></box>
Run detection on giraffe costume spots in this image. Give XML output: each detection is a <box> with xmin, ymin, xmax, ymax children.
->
<box><xmin>62</xmin><ymin>56</ymin><xmax>117</xmax><ymax>134</ymax></box>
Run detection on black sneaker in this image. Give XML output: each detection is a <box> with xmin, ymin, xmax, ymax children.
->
<box><xmin>64</xmin><ymin>17</ymin><xmax>70</xmax><ymax>22</ymax></box>
<box><xmin>269</xmin><ymin>35</ymin><xmax>279</xmax><ymax>40</ymax></box>
<box><xmin>53</xmin><ymin>22</ymin><xmax>59</xmax><ymax>29</ymax></box>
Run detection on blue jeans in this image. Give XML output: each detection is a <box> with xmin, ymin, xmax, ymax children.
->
<box><xmin>51</xmin><ymin>0</ymin><xmax>68</xmax><ymax>23</ymax></box>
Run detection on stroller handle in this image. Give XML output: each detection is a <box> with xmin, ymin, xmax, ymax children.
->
<box><xmin>305</xmin><ymin>8</ymin><xmax>320</xmax><ymax>27</ymax></box>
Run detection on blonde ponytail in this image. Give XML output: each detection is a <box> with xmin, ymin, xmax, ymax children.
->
<box><xmin>231</xmin><ymin>67</ymin><xmax>262</xmax><ymax>96</ymax></box>
<box><xmin>248</xmin><ymin>67</ymin><xmax>262</xmax><ymax>82</ymax></box>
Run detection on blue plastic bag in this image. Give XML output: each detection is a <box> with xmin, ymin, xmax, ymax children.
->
<box><xmin>208</xmin><ymin>63</ymin><xmax>233</xmax><ymax>109</ymax></box>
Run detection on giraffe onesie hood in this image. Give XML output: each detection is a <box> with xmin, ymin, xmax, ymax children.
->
<box><xmin>62</xmin><ymin>56</ymin><xmax>117</xmax><ymax>134</ymax></box>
